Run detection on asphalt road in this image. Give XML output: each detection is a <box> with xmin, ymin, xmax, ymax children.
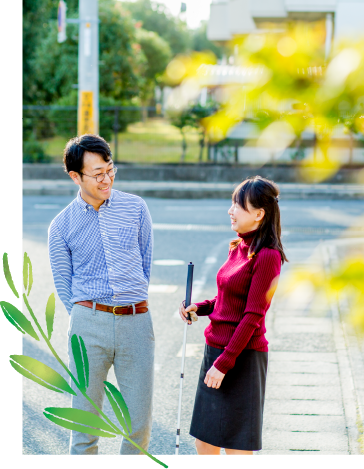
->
<box><xmin>22</xmin><ymin>195</ymin><xmax>364</xmax><ymax>456</ymax></box>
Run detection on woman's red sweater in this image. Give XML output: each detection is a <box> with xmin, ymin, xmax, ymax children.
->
<box><xmin>195</xmin><ymin>229</ymin><xmax>282</xmax><ymax>374</ymax></box>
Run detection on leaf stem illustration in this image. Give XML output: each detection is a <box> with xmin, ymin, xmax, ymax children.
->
<box><xmin>3</xmin><ymin>253</ymin><xmax>167</xmax><ymax>466</ymax></box>
<box><xmin>22</xmin><ymin>294</ymin><xmax>121</xmax><ymax>435</ymax></box>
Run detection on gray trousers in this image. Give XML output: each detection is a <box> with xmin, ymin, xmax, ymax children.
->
<box><xmin>67</xmin><ymin>302</ymin><xmax>155</xmax><ymax>455</ymax></box>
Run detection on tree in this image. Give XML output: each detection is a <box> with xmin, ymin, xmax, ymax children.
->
<box><xmin>123</xmin><ymin>0</ymin><xmax>191</xmax><ymax>56</ymax></box>
<box><xmin>191</xmin><ymin>21</ymin><xmax>224</xmax><ymax>60</ymax></box>
<box><xmin>190</xmin><ymin>101</ymin><xmax>218</xmax><ymax>161</ymax></box>
<box><xmin>28</xmin><ymin>0</ymin><xmax>144</xmax><ymax>105</ymax></box>
<box><xmin>168</xmin><ymin>109</ymin><xmax>195</xmax><ymax>162</ymax></box>
<box><xmin>171</xmin><ymin>22</ymin><xmax>364</xmax><ymax>180</ymax></box>
<box><xmin>23</xmin><ymin>0</ymin><xmax>79</xmax><ymax>105</ymax></box>
<box><xmin>136</xmin><ymin>27</ymin><xmax>172</xmax><ymax>109</ymax></box>
<box><xmin>50</xmin><ymin>90</ymin><xmax>139</xmax><ymax>142</ymax></box>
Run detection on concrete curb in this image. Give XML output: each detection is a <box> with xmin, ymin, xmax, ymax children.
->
<box><xmin>23</xmin><ymin>163</ymin><xmax>364</xmax><ymax>184</ymax></box>
<box><xmin>322</xmin><ymin>243</ymin><xmax>363</xmax><ymax>454</ymax></box>
<box><xmin>23</xmin><ymin>180</ymin><xmax>364</xmax><ymax>199</ymax></box>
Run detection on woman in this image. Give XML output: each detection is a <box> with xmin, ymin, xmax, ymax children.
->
<box><xmin>179</xmin><ymin>175</ymin><xmax>288</xmax><ymax>455</ymax></box>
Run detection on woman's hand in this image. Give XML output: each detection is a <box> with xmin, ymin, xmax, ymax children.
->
<box><xmin>204</xmin><ymin>365</ymin><xmax>225</xmax><ymax>389</ymax></box>
<box><xmin>179</xmin><ymin>301</ymin><xmax>198</xmax><ymax>325</ymax></box>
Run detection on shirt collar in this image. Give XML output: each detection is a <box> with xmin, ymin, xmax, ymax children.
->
<box><xmin>76</xmin><ymin>189</ymin><xmax>113</xmax><ymax>212</ymax></box>
<box><xmin>237</xmin><ymin>229</ymin><xmax>257</xmax><ymax>246</ymax></box>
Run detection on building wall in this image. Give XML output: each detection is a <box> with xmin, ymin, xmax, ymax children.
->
<box><xmin>229</xmin><ymin>0</ymin><xmax>256</xmax><ymax>35</ymax></box>
<box><xmin>335</xmin><ymin>2</ymin><xmax>364</xmax><ymax>40</ymax></box>
<box><xmin>208</xmin><ymin>0</ymin><xmax>364</xmax><ymax>40</ymax></box>
<box><xmin>207</xmin><ymin>2</ymin><xmax>232</xmax><ymax>41</ymax></box>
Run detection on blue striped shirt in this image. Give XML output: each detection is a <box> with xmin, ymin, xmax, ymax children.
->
<box><xmin>48</xmin><ymin>189</ymin><xmax>153</xmax><ymax>314</ymax></box>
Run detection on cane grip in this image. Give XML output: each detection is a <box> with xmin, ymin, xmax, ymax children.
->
<box><xmin>185</xmin><ymin>262</ymin><xmax>194</xmax><ymax>323</ymax></box>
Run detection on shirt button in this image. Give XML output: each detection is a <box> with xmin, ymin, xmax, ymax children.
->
<box><xmin>106</xmin><ymin>250</ymin><xmax>109</xmax><ymax>254</ymax></box>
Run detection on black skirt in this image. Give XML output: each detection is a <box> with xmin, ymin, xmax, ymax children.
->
<box><xmin>189</xmin><ymin>344</ymin><xmax>268</xmax><ymax>451</ymax></box>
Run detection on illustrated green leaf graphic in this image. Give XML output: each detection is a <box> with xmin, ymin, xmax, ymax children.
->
<box><xmin>2</xmin><ymin>253</ymin><xmax>19</xmax><ymax>298</ymax></box>
<box><xmin>43</xmin><ymin>407</ymin><xmax>119</xmax><ymax>437</ymax></box>
<box><xmin>125</xmin><ymin>436</ymin><xmax>169</xmax><ymax>469</ymax></box>
<box><xmin>9</xmin><ymin>355</ymin><xmax>76</xmax><ymax>396</ymax></box>
<box><xmin>79</xmin><ymin>336</ymin><xmax>89</xmax><ymax>388</ymax></box>
<box><xmin>104</xmin><ymin>387</ymin><xmax>129</xmax><ymax>435</ymax></box>
<box><xmin>71</xmin><ymin>334</ymin><xmax>86</xmax><ymax>390</ymax></box>
<box><xmin>0</xmin><ymin>302</ymin><xmax>39</xmax><ymax>341</ymax></box>
<box><xmin>45</xmin><ymin>293</ymin><xmax>56</xmax><ymax>340</ymax></box>
<box><xmin>138</xmin><ymin>445</ymin><xmax>169</xmax><ymax>469</ymax></box>
<box><xmin>104</xmin><ymin>381</ymin><xmax>132</xmax><ymax>433</ymax></box>
<box><xmin>23</xmin><ymin>253</ymin><xmax>28</xmax><ymax>291</ymax></box>
<box><xmin>23</xmin><ymin>252</ymin><xmax>33</xmax><ymax>296</ymax></box>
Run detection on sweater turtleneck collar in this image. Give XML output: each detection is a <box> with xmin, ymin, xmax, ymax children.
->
<box><xmin>237</xmin><ymin>229</ymin><xmax>257</xmax><ymax>246</ymax></box>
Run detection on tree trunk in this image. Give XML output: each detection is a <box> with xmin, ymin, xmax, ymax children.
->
<box><xmin>198</xmin><ymin>131</ymin><xmax>205</xmax><ymax>162</ymax></box>
<box><xmin>180</xmin><ymin>129</ymin><xmax>187</xmax><ymax>162</ymax></box>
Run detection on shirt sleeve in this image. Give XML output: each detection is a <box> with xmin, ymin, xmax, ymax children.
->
<box><xmin>138</xmin><ymin>200</ymin><xmax>153</xmax><ymax>283</ymax></box>
<box><xmin>48</xmin><ymin>220</ymin><xmax>73</xmax><ymax>315</ymax></box>
<box><xmin>194</xmin><ymin>296</ymin><xmax>217</xmax><ymax>316</ymax></box>
<box><xmin>213</xmin><ymin>248</ymin><xmax>281</xmax><ymax>374</ymax></box>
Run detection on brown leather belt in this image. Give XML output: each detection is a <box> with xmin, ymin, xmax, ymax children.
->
<box><xmin>75</xmin><ymin>300</ymin><xmax>148</xmax><ymax>316</ymax></box>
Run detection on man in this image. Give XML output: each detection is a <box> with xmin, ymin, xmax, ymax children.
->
<box><xmin>48</xmin><ymin>134</ymin><xmax>154</xmax><ymax>455</ymax></box>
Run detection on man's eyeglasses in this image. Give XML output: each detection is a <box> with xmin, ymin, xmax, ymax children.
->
<box><xmin>79</xmin><ymin>166</ymin><xmax>118</xmax><ymax>183</ymax></box>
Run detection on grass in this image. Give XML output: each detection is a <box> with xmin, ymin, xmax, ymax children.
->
<box><xmin>41</xmin><ymin>118</ymin><xmax>205</xmax><ymax>164</ymax></box>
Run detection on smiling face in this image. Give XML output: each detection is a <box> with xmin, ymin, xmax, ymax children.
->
<box><xmin>228</xmin><ymin>199</ymin><xmax>265</xmax><ymax>234</ymax></box>
<box><xmin>69</xmin><ymin>151</ymin><xmax>114</xmax><ymax>210</ymax></box>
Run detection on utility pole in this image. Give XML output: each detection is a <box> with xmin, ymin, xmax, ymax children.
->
<box><xmin>78</xmin><ymin>0</ymin><xmax>99</xmax><ymax>135</ymax></box>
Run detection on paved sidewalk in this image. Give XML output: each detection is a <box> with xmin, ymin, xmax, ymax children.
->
<box><xmin>23</xmin><ymin>180</ymin><xmax>364</xmax><ymax>199</ymax></box>
<box><xmin>258</xmin><ymin>241</ymin><xmax>363</xmax><ymax>455</ymax></box>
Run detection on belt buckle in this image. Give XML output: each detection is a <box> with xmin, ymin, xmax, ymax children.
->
<box><xmin>113</xmin><ymin>306</ymin><xmax>124</xmax><ymax>315</ymax></box>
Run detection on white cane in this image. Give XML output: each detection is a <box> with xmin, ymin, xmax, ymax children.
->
<box><xmin>175</xmin><ymin>261</ymin><xmax>194</xmax><ymax>455</ymax></box>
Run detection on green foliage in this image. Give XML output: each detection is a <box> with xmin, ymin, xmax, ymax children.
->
<box><xmin>0</xmin><ymin>302</ymin><xmax>39</xmax><ymax>341</ymax></box>
<box><xmin>1</xmin><ymin>252</ymin><xmax>168</xmax><ymax>467</ymax></box>
<box><xmin>9</xmin><ymin>355</ymin><xmax>77</xmax><ymax>395</ymax></box>
<box><xmin>45</xmin><ymin>293</ymin><xmax>56</xmax><ymax>340</ymax></box>
<box><xmin>137</xmin><ymin>29</ymin><xmax>171</xmax><ymax>81</ymax></box>
<box><xmin>136</xmin><ymin>28</ymin><xmax>172</xmax><ymax>103</ymax></box>
<box><xmin>23</xmin><ymin>0</ymin><xmax>65</xmax><ymax>104</ymax></box>
<box><xmin>169</xmin><ymin>109</ymin><xmax>195</xmax><ymax>131</ymax></box>
<box><xmin>168</xmin><ymin>109</ymin><xmax>196</xmax><ymax>161</ymax></box>
<box><xmin>71</xmin><ymin>334</ymin><xmax>89</xmax><ymax>391</ymax></box>
<box><xmin>190</xmin><ymin>101</ymin><xmax>218</xmax><ymax>125</ymax></box>
<box><xmin>23</xmin><ymin>252</ymin><xmax>33</xmax><ymax>296</ymax></box>
<box><xmin>29</xmin><ymin>21</ymin><xmax>78</xmax><ymax>105</ymax></box>
<box><xmin>2</xmin><ymin>253</ymin><xmax>19</xmax><ymax>299</ymax></box>
<box><xmin>104</xmin><ymin>381</ymin><xmax>132</xmax><ymax>434</ymax></box>
<box><xmin>98</xmin><ymin>0</ymin><xmax>142</xmax><ymax>101</ymax></box>
<box><xmin>43</xmin><ymin>407</ymin><xmax>118</xmax><ymax>437</ymax></box>
<box><xmin>189</xmin><ymin>101</ymin><xmax>219</xmax><ymax>161</ymax></box>
<box><xmin>27</xmin><ymin>0</ymin><xmax>141</xmax><ymax>105</ymax></box>
<box><xmin>50</xmin><ymin>91</ymin><xmax>139</xmax><ymax>141</ymax></box>
<box><xmin>191</xmin><ymin>21</ymin><xmax>224</xmax><ymax>59</ymax></box>
<box><xmin>23</xmin><ymin>139</ymin><xmax>51</xmax><ymax>164</ymax></box>
<box><xmin>124</xmin><ymin>0</ymin><xmax>191</xmax><ymax>56</ymax></box>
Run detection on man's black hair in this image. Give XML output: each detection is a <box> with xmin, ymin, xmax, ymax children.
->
<box><xmin>63</xmin><ymin>134</ymin><xmax>112</xmax><ymax>176</ymax></box>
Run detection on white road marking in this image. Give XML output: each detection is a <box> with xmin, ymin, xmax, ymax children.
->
<box><xmin>149</xmin><ymin>284</ymin><xmax>178</xmax><ymax>293</ymax></box>
<box><xmin>153</xmin><ymin>223</ymin><xmax>231</xmax><ymax>232</ymax></box>
<box><xmin>165</xmin><ymin>206</ymin><xmax>229</xmax><ymax>211</ymax></box>
<box><xmin>205</xmin><ymin>257</ymin><xmax>217</xmax><ymax>264</ymax></box>
<box><xmin>34</xmin><ymin>204</ymin><xmax>61</xmax><ymax>209</ymax></box>
<box><xmin>153</xmin><ymin>259</ymin><xmax>185</xmax><ymax>266</ymax></box>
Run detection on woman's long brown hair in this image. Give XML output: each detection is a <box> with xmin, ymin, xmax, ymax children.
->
<box><xmin>229</xmin><ymin>176</ymin><xmax>288</xmax><ymax>264</ymax></box>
